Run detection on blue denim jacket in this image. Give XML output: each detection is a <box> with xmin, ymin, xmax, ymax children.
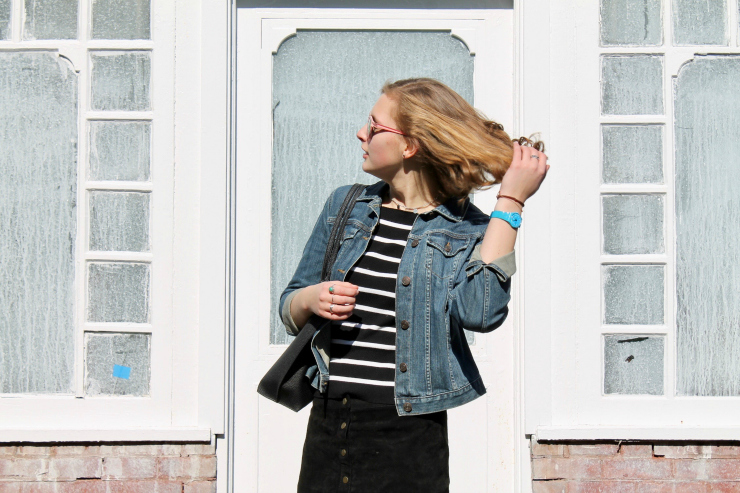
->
<box><xmin>279</xmin><ymin>181</ymin><xmax>516</xmax><ymax>415</ymax></box>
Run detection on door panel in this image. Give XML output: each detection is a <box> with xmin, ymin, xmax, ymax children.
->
<box><xmin>235</xmin><ymin>9</ymin><xmax>515</xmax><ymax>491</ymax></box>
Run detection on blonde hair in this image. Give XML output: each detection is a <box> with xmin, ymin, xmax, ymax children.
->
<box><xmin>381</xmin><ymin>78</ymin><xmax>544</xmax><ymax>201</ymax></box>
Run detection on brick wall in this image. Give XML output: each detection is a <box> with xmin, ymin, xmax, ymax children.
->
<box><xmin>0</xmin><ymin>443</ymin><xmax>217</xmax><ymax>492</ymax></box>
<box><xmin>531</xmin><ymin>438</ymin><xmax>740</xmax><ymax>492</ymax></box>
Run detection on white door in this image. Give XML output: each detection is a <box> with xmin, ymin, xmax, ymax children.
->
<box><xmin>233</xmin><ymin>8</ymin><xmax>520</xmax><ymax>492</ymax></box>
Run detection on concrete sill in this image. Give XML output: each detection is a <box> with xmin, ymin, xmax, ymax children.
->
<box><xmin>537</xmin><ymin>426</ymin><xmax>740</xmax><ymax>441</ymax></box>
<box><xmin>0</xmin><ymin>428</ymin><xmax>212</xmax><ymax>443</ymax></box>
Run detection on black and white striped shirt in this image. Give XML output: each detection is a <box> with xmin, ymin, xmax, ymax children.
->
<box><xmin>327</xmin><ymin>206</ymin><xmax>417</xmax><ymax>404</ymax></box>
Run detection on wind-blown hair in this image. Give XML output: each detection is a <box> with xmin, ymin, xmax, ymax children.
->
<box><xmin>381</xmin><ymin>78</ymin><xmax>544</xmax><ymax>201</ymax></box>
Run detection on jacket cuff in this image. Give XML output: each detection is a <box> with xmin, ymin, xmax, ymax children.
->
<box><xmin>281</xmin><ymin>289</ymin><xmax>302</xmax><ymax>336</ymax></box>
<box><xmin>467</xmin><ymin>247</ymin><xmax>517</xmax><ymax>282</ymax></box>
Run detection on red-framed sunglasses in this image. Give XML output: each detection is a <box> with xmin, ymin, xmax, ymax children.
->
<box><xmin>367</xmin><ymin>115</ymin><xmax>406</xmax><ymax>140</ymax></box>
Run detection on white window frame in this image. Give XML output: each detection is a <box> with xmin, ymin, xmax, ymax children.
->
<box><xmin>0</xmin><ymin>0</ymin><xmax>228</xmax><ymax>441</ymax></box>
<box><xmin>524</xmin><ymin>0</ymin><xmax>740</xmax><ymax>441</ymax></box>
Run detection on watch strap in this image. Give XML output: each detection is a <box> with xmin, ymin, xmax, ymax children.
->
<box><xmin>490</xmin><ymin>210</ymin><xmax>522</xmax><ymax>229</ymax></box>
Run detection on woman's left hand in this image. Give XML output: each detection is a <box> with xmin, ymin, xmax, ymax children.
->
<box><xmin>498</xmin><ymin>141</ymin><xmax>550</xmax><ymax>204</ymax></box>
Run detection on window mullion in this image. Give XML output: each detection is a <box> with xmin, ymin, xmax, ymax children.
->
<box><xmin>12</xmin><ymin>0</ymin><xmax>21</xmax><ymax>42</ymax></box>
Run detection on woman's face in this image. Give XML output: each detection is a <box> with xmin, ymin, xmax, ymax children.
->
<box><xmin>357</xmin><ymin>94</ymin><xmax>408</xmax><ymax>180</ymax></box>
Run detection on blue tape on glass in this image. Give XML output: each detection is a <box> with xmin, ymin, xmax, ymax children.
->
<box><xmin>112</xmin><ymin>364</ymin><xmax>131</xmax><ymax>379</ymax></box>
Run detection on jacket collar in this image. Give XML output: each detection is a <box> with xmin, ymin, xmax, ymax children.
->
<box><xmin>357</xmin><ymin>181</ymin><xmax>467</xmax><ymax>223</ymax></box>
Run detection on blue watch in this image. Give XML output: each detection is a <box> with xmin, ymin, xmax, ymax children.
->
<box><xmin>490</xmin><ymin>210</ymin><xmax>522</xmax><ymax>229</ymax></box>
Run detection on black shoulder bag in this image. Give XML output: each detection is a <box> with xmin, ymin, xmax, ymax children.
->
<box><xmin>257</xmin><ymin>183</ymin><xmax>366</xmax><ymax>412</ymax></box>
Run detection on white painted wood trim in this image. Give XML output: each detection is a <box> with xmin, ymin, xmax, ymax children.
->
<box><xmin>85</xmin><ymin>181</ymin><xmax>153</xmax><ymax>192</ymax></box>
<box><xmin>84</xmin><ymin>252</ymin><xmax>154</xmax><ymax>262</ymax></box>
<box><xmin>85</xmin><ymin>111</ymin><xmax>153</xmax><ymax>120</ymax></box>
<box><xmin>196</xmin><ymin>0</ymin><xmax>230</xmax><ymax>436</ymax></box>
<box><xmin>731</xmin><ymin>0</ymin><xmax>739</xmax><ymax>47</ymax></box>
<box><xmin>520</xmin><ymin>0</ymin><xmax>554</xmax><ymax>437</ymax></box>
<box><xmin>171</xmin><ymin>0</ymin><xmax>202</xmax><ymax>431</ymax></box>
<box><xmin>83</xmin><ymin>323</ymin><xmax>154</xmax><ymax>333</ymax></box>
<box><xmin>221</xmin><ymin>2</ymin><xmax>238</xmax><ymax>492</ymax></box>
<box><xmin>10</xmin><ymin>0</ymin><xmax>21</xmax><ymax>42</ymax></box>
<box><xmin>0</xmin><ymin>428</ymin><xmax>211</xmax><ymax>443</ymax></box>
<box><xmin>537</xmin><ymin>426</ymin><xmax>740</xmax><ymax>442</ymax></box>
<box><xmin>514</xmin><ymin>0</ymin><xmax>534</xmax><ymax>491</ymax></box>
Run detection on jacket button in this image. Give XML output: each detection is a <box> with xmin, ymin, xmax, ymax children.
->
<box><xmin>400</xmin><ymin>363</ymin><xmax>408</xmax><ymax>372</ymax></box>
<box><xmin>341</xmin><ymin>422</ymin><xmax>347</xmax><ymax>430</ymax></box>
<box><xmin>445</xmin><ymin>242</ymin><xmax>452</xmax><ymax>252</ymax></box>
<box><xmin>400</xmin><ymin>320</ymin><xmax>410</xmax><ymax>330</ymax></box>
<box><xmin>403</xmin><ymin>402</ymin><xmax>412</xmax><ymax>412</ymax></box>
<box><xmin>343</xmin><ymin>476</ymin><xmax>349</xmax><ymax>484</ymax></box>
<box><xmin>401</xmin><ymin>276</ymin><xmax>411</xmax><ymax>286</ymax></box>
<box><xmin>411</xmin><ymin>239</ymin><xmax>419</xmax><ymax>247</ymax></box>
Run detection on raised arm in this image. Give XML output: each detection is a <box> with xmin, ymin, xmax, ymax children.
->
<box><xmin>479</xmin><ymin>141</ymin><xmax>549</xmax><ymax>263</ymax></box>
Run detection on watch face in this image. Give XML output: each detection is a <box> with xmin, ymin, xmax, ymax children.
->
<box><xmin>510</xmin><ymin>212</ymin><xmax>522</xmax><ymax>228</ymax></box>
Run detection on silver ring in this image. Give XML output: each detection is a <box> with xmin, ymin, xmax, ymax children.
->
<box><xmin>329</xmin><ymin>303</ymin><xmax>335</xmax><ymax>314</ymax></box>
<box><xmin>531</xmin><ymin>154</ymin><xmax>539</xmax><ymax>159</ymax></box>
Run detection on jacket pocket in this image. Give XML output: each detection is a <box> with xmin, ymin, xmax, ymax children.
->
<box><xmin>337</xmin><ymin>217</ymin><xmax>371</xmax><ymax>245</ymax></box>
<box><xmin>341</xmin><ymin>223</ymin><xmax>362</xmax><ymax>243</ymax></box>
<box><xmin>426</xmin><ymin>233</ymin><xmax>471</xmax><ymax>279</ymax></box>
<box><xmin>332</xmin><ymin>222</ymin><xmax>367</xmax><ymax>277</ymax></box>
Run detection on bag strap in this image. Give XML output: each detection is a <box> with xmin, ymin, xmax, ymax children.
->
<box><xmin>321</xmin><ymin>183</ymin><xmax>365</xmax><ymax>282</ymax></box>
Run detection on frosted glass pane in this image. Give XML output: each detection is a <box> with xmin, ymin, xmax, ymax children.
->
<box><xmin>673</xmin><ymin>0</ymin><xmax>727</xmax><ymax>45</ymax></box>
<box><xmin>604</xmin><ymin>335</ymin><xmax>664</xmax><ymax>395</ymax></box>
<box><xmin>23</xmin><ymin>0</ymin><xmax>77</xmax><ymax>40</ymax></box>
<box><xmin>602</xmin><ymin>125</ymin><xmax>663</xmax><ymax>184</ymax></box>
<box><xmin>92</xmin><ymin>0</ymin><xmax>150</xmax><ymax>40</ymax></box>
<box><xmin>90</xmin><ymin>192</ymin><xmax>150</xmax><ymax>252</ymax></box>
<box><xmin>675</xmin><ymin>57</ymin><xmax>740</xmax><ymax>396</ymax></box>
<box><xmin>270</xmin><ymin>31</ymin><xmax>474</xmax><ymax>344</ymax></box>
<box><xmin>0</xmin><ymin>0</ymin><xmax>10</xmax><ymax>40</ymax></box>
<box><xmin>603</xmin><ymin>265</ymin><xmax>664</xmax><ymax>325</ymax></box>
<box><xmin>602</xmin><ymin>194</ymin><xmax>664</xmax><ymax>255</ymax></box>
<box><xmin>0</xmin><ymin>53</ymin><xmax>77</xmax><ymax>394</ymax></box>
<box><xmin>85</xmin><ymin>333</ymin><xmax>150</xmax><ymax>396</ymax></box>
<box><xmin>600</xmin><ymin>0</ymin><xmax>662</xmax><ymax>46</ymax></box>
<box><xmin>91</xmin><ymin>52</ymin><xmax>151</xmax><ymax>111</ymax></box>
<box><xmin>88</xmin><ymin>262</ymin><xmax>150</xmax><ymax>323</ymax></box>
<box><xmin>89</xmin><ymin>121</ymin><xmax>151</xmax><ymax>181</ymax></box>
<box><xmin>601</xmin><ymin>55</ymin><xmax>663</xmax><ymax>115</ymax></box>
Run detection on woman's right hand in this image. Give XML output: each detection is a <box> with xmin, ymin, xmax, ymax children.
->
<box><xmin>499</xmin><ymin>141</ymin><xmax>550</xmax><ymax>203</ymax></box>
<box><xmin>292</xmin><ymin>281</ymin><xmax>359</xmax><ymax>324</ymax></box>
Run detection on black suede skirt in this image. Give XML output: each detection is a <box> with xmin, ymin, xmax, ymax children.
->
<box><xmin>297</xmin><ymin>394</ymin><xmax>449</xmax><ymax>493</ymax></box>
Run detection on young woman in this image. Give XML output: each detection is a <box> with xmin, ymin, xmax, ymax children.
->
<box><xmin>279</xmin><ymin>78</ymin><xmax>548</xmax><ymax>492</ymax></box>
